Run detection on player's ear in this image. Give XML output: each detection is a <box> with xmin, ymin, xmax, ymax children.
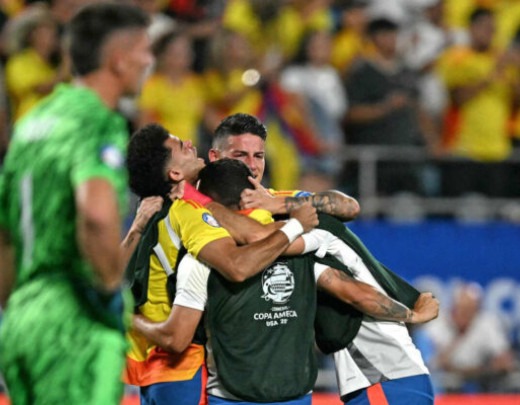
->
<box><xmin>208</xmin><ymin>148</ymin><xmax>219</xmax><ymax>162</ymax></box>
<box><xmin>167</xmin><ymin>168</ymin><xmax>184</xmax><ymax>183</ymax></box>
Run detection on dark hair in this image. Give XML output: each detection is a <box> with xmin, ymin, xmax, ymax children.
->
<box><xmin>367</xmin><ymin>18</ymin><xmax>398</xmax><ymax>36</ymax></box>
<box><xmin>67</xmin><ymin>2</ymin><xmax>149</xmax><ymax>76</ymax></box>
<box><xmin>213</xmin><ymin>113</ymin><xmax>267</xmax><ymax>149</ymax></box>
<box><xmin>127</xmin><ymin>123</ymin><xmax>172</xmax><ymax>198</ymax></box>
<box><xmin>198</xmin><ymin>159</ymin><xmax>254</xmax><ymax>208</ymax></box>
<box><xmin>292</xmin><ymin>30</ymin><xmax>323</xmax><ymax>65</ymax></box>
<box><xmin>152</xmin><ymin>29</ymin><xmax>187</xmax><ymax>59</ymax></box>
<box><xmin>469</xmin><ymin>7</ymin><xmax>493</xmax><ymax>25</ymax></box>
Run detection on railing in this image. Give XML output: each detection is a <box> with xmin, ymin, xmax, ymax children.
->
<box><xmin>334</xmin><ymin>145</ymin><xmax>520</xmax><ymax>220</ymax></box>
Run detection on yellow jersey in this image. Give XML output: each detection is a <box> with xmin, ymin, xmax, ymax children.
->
<box><xmin>125</xmin><ymin>198</ymin><xmax>230</xmax><ymax>386</ymax></box>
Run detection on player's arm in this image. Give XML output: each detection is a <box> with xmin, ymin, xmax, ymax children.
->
<box><xmin>132</xmin><ymin>253</ymin><xmax>207</xmax><ymax>353</ymax></box>
<box><xmin>76</xmin><ymin>178</ymin><xmax>123</xmax><ymax>292</ymax></box>
<box><xmin>0</xmin><ymin>228</ymin><xmax>15</xmax><ymax>308</ymax></box>
<box><xmin>133</xmin><ymin>306</ymin><xmax>203</xmax><ymax>354</ymax></box>
<box><xmin>317</xmin><ymin>266</ymin><xmax>439</xmax><ymax>324</ymax></box>
<box><xmin>197</xmin><ymin>203</ymin><xmax>318</xmax><ymax>282</ymax></box>
<box><xmin>206</xmin><ymin>201</ymin><xmax>281</xmax><ymax>245</ymax></box>
<box><xmin>240</xmin><ymin>177</ymin><xmax>360</xmax><ymax>221</ymax></box>
<box><xmin>120</xmin><ymin>196</ymin><xmax>163</xmax><ymax>267</ymax></box>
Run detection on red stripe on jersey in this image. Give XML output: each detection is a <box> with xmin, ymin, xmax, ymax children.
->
<box><xmin>367</xmin><ymin>383</ymin><xmax>389</xmax><ymax>405</ymax></box>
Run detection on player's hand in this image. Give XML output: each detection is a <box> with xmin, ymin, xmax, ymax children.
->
<box><xmin>240</xmin><ymin>176</ymin><xmax>276</xmax><ymax>211</ymax></box>
<box><xmin>132</xmin><ymin>196</ymin><xmax>163</xmax><ymax>233</ymax></box>
<box><xmin>289</xmin><ymin>202</ymin><xmax>318</xmax><ymax>233</ymax></box>
<box><xmin>169</xmin><ymin>180</ymin><xmax>185</xmax><ymax>201</ymax></box>
<box><xmin>411</xmin><ymin>292</ymin><xmax>439</xmax><ymax>324</ymax></box>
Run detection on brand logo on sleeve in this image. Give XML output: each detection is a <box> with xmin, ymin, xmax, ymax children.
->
<box><xmin>202</xmin><ymin>212</ymin><xmax>221</xmax><ymax>228</ymax></box>
<box><xmin>101</xmin><ymin>145</ymin><xmax>124</xmax><ymax>169</ymax></box>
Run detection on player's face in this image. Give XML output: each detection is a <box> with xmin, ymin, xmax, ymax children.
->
<box><xmin>164</xmin><ymin>135</ymin><xmax>205</xmax><ymax>184</ymax></box>
<box><xmin>118</xmin><ymin>29</ymin><xmax>154</xmax><ymax>96</ymax></box>
<box><xmin>211</xmin><ymin>134</ymin><xmax>266</xmax><ymax>182</ymax></box>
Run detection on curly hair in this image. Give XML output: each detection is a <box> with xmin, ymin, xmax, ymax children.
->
<box><xmin>127</xmin><ymin>123</ymin><xmax>173</xmax><ymax>198</ymax></box>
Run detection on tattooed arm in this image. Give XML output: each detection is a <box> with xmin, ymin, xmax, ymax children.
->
<box><xmin>317</xmin><ymin>267</ymin><xmax>439</xmax><ymax>324</ymax></box>
<box><xmin>240</xmin><ymin>177</ymin><xmax>360</xmax><ymax>221</ymax></box>
<box><xmin>285</xmin><ymin>191</ymin><xmax>360</xmax><ymax>222</ymax></box>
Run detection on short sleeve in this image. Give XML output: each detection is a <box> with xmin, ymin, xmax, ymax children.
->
<box><xmin>174</xmin><ymin>253</ymin><xmax>210</xmax><ymax>311</ymax></box>
<box><xmin>314</xmin><ymin>262</ymin><xmax>329</xmax><ymax>282</ymax></box>
<box><xmin>170</xmin><ymin>200</ymin><xmax>231</xmax><ymax>259</ymax></box>
<box><xmin>70</xmin><ymin>116</ymin><xmax>128</xmax><ymax>211</ymax></box>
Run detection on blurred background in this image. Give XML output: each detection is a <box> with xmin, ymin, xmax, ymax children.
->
<box><xmin>1</xmin><ymin>0</ymin><xmax>520</xmax><ymax>400</ymax></box>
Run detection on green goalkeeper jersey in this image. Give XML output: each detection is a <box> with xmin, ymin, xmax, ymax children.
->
<box><xmin>0</xmin><ymin>83</ymin><xmax>129</xmax><ymax>287</ymax></box>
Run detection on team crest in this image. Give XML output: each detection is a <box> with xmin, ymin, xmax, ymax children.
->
<box><xmin>261</xmin><ymin>262</ymin><xmax>295</xmax><ymax>304</ymax></box>
<box><xmin>202</xmin><ymin>212</ymin><xmax>221</xmax><ymax>228</ymax></box>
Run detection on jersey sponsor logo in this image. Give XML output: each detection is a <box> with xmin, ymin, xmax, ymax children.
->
<box><xmin>202</xmin><ymin>212</ymin><xmax>221</xmax><ymax>228</ymax></box>
<box><xmin>101</xmin><ymin>145</ymin><xmax>124</xmax><ymax>169</ymax></box>
<box><xmin>261</xmin><ymin>262</ymin><xmax>295</xmax><ymax>304</ymax></box>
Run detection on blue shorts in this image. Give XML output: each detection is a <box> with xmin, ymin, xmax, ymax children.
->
<box><xmin>208</xmin><ymin>393</ymin><xmax>312</xmax><ymax>405</ymax></box>
<box><xmin>140</xmin><ymin>366</ymin><xmax>206</xmax><ymax>405</ymax></box>
<box><xmin>342</xmin><ymin>374</ymin><xmax>434</xmax><ymax>405</ymax></box>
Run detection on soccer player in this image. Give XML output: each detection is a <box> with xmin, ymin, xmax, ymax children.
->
<box><xmin>124</xmin><ymin>123</ymin><xmax>318</xmax><ymax>405</ymax></box>
<box><xmin>208</xmin><ymin>113</ymin><xmax>360</xmax><ymax>220</ymax></box>
<box><xmin>209</xmin><ymin>115</ymin><xmax>438</xmax><ymax>404</ymax></box>
<box><xmin>0</xmin><ymin>3</ymin><xmax>153</xmax><ymax>404</ymax></box>
<box><xmin>132</xmin><ymin>158</ymin><xmax>439</xmax><ymax>405</ymax></box>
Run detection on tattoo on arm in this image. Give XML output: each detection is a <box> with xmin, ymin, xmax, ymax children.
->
<box><xmin>361</xmin><ymin>292</ymin><xmax>413</xmax><ymax>322</ymax></box>
<box><xmin>285</xmin><ymin>192</ymin><xmax>358</xmax><ymax>220</ymax></box>
<box><xmin>322</xmin><ymin>268</ymin><xmax>413</xmax><ymax>322</ymax></box>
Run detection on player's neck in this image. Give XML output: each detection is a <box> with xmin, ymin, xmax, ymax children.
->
<box><xmin>73</xmin><ymin>72</ymin><xmax>123</xmax><ymax>110</ymax></box>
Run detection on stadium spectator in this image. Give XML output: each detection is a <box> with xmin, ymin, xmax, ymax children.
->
<box><xmin>342</xmin><ymin>17</ymin><xmax>439</xmax><ymax>197</ymax></box>
<box><xmin>279</xmin><ymin>29</ymin><xmax>347</xmax><ymax>191</ymax></box>
<box><xmin>4</xmin><ymin>3</ymin><xmax>68</xmax><ymax>121</ymax></box>
<box><xmin>331</xmin><ymin>0</ymin><xmax>371</xmax><ymax>78</ymax></box>
<box><xmin>399</xmin><ymin>0</ymin><xmax>451</xmax><ymax>130</ymax></box>
<box><xmin>436</xmin><ymin>7</ymin><xmax>520</xmax><ymax>197</ymax></box>
<box><xmin>422</xmin><ymin>282</ymin><xmax>519</xmax><ymax>393</ymax></box>
<box><xmin>222</xmin><ymin>0</ymin><xmax>333</xmax><ymax>66</ymax></box>
<box><xmin>132</xmin><ymin>0</ymin><xmax>176</xmax><ymax>43</ymax></box>
<box><xmin>137</xmin><ymin>29</ymin><xmax>209</xmax><ymax>147</ymax></box>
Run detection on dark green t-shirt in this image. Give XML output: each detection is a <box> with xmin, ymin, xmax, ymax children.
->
<box><xmin>206</xmin><ymin>255</ymin><xmax>318</xmax><ymax>402</ymax></box>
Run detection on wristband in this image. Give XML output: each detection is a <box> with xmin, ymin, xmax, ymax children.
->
<box><xmin>279</xmin><ymin>218</ymin><xmax>304</xmax><ymax>243</ymax></box>
<box><xmin>183</xmin><ymin>182</ymin><xmax>213</xmax><ymax>206</ymax></box>
<box><xmin>301</xmin><ymin>229</ymin><xmax>329</xmax><ymax>254</ymax></box>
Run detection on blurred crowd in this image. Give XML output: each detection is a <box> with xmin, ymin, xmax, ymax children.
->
<box><xmin>1</xmin><ymin>0</ymin><xmax>520</xmax><ymax>200</ymax></box>
<box><xmin>412</xmin><ymin>281</ymin><xmax>520</xmax><ymax>394</ymax></box>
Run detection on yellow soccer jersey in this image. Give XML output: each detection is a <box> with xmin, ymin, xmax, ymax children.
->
<box><xmin>5</xmin><ymin>49</ymin><xmax>57</xmax><ymax>120</ymax></box>
<box><xmin>126</xmin><ymin>198</ymin><xmax>230</xmax><ymax>386</ymax></box>
<box><xmin>239</xmin><ymin>208</ymin><xmax>274</xmax><ymax>225</ymax></box>
<box><xmin>138</xmin><ymin>72</ymin><xmax>206</xmax><ymax>146</ymax></box>
<box><xmin>437</xmin><ymin>46</ymin><xmax>515</xmax><ymax>160</ymax></box>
